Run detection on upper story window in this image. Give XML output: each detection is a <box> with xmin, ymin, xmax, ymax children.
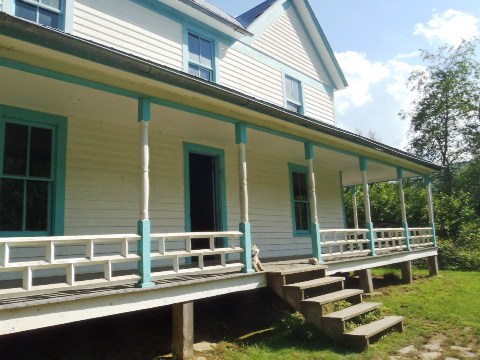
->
<box><xmin>188</xmin><ymin>32</ymin><xmax>214</xmax><ymax>81</ymax></box>
<box><xmin>15</xmin><ymin>0</ymin><xmax>62</xmax><ymax>29</ymax></box>
<box><xmin>285</xmin><ymin>76</ymin><xmax>303</xmax><ymax>114</ymax></box>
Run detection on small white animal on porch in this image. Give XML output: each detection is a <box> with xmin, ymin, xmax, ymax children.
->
<box><xmin>308</xmin><ymin>257</ymin><xmax>320</xmax><ymax>265</ymax></box>
<box><xmin>252</xmin><ymin>244</ymin><xmax>264</xmax><ymax>272</ymax></box>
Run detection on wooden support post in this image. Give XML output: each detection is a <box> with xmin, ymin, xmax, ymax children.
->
<box><xmin>424</xmin><ymin>176</ymin><xmax>437</xmax><ymax>246</ymax></box>
<box><xmin>236</xmin><ymin>123</ymin><xmax>253</xmax><ymax>273</ymax></box>
<box><xmin>360</xmin><ymin>158</ymin><xmax>375</xmax><ymax>256</ymax></box>
<box><xmin>397</xmin><ymin>168</ymin><xmax>411</xmax><ymax>250</ymax></box>
<box><xmin>172</xmin><ymin>302</ymin><xmax>194</xmax><ymax>360</ymax></box>
<box><xmin>358</xmin><ymin>268</ymin><xmax>374</xmax><ymax>294</ymax></box>
<box><xmin>350</xmin><ymin>187</ymin><xmax>359</xmax><ymax>229</ymax></box>
<box><xmin>305</xmin><ymin>142</ymin><xmax>322</xmax><ymax>261</ymax></box>
<box><xmin>136</xmin><ymin>98</ymin><xmax>153</xmax><ymax>288</ymax></box>
<box><xmin>428</xmin><ymin>255</ymin><xmax>439</xmax><ymax>276</ymax></box>
<box><xmin>400</xmin><ymin>261</ymin><xmax>413</xmax><ymax>284</ymax></box>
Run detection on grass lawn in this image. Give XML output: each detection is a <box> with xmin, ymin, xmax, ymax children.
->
<box><xmin>204</xmin><ymin>270</ymin><xmax>480</xmax><ymax>360</ymax></box>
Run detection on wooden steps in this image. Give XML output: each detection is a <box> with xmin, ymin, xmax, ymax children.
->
<box><xmin>267</xmin><ymin>266</ymin><xmax>404</xmax><ymax>349</ymax></box>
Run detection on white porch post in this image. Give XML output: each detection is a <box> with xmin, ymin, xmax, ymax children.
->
<box><xmin>397</xmin><ymin>168</ymin><xmax>411</xmax><ymax>250</ymax></box>
<box><xmin>236</xmin><ymin>123</ymin><xmax>253</xmax><ymax>273</ymax></box>
<box><xmin>360</xmin><ymin>157</ymin><xmax>376</xmax><ymax>256</ymax></box>
<box><xmin>424</xmin><ymin>175</ymin><xmax>437</xmax><ymax>246</ymax></box>
<box><xmin>350</xmin><ymin>187</ymin><xmax>359</xmax><ymax>229</ymax></box>
<box><xmin>136</xmin><ymin>98</ymin><xmax>153</xmax><ymax>288</ymax></box>
<box><xmin>305</xmin><ymin>142</ymin><xmax>322</xmax><ymax>261</ymax></box>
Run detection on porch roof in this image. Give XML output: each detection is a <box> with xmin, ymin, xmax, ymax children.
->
<box><xmin>0</xmin><ymin>13</ymin><xmax>441</xmax><ymax>177</ymax></box>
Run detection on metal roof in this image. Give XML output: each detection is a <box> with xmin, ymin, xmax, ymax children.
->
<box><xmin>236</xmin><ymin>0</ymin><xmax>278</xmax><ymax>28</ymax></box>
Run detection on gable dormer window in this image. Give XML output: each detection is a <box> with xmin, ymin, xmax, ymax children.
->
<box><xmin>188</xmin><ymin>32</ymin><xmax>214</xmax><ymax>81</ymax></box>
<box><xmin>285</xmin><ymin>76</ymin><xmax>303</xmax><ymax>114</ymax></box>
<box><xmin>15</xmin><ymin>0</ymin><xmax>62</xmax><ymax>29</ymax></box>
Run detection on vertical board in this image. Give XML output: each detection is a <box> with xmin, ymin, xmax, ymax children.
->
<box><xmin>73</xmin><ymin>0</ymin><xmax>183</xmax><ymax>70</ymax></box>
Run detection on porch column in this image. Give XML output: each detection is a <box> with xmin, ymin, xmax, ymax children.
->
<box><xmin>305</xmin><ymin>142</ymin><xmax>322</xmax><ymax>261</ymax></box>
<box><xmin>424</xmin><ymin>176</ymin><xmax>437</xmax><ymax>247</ymax></box>
<box><xmin>360</xmin><ymin>158</ymin><xmax>375</xmax><ymax>256</ymax></box>
<box><xmin>236</xmin><ymin>123</ymin><xmax>253</xmax><ymax>273</ymax></box>
<box><xmin>172</xmin><ymin>302</ymin><xmax>194</xmax><ymax>360</ymax></box>
<box><xmin>136</xmin><ymin>98</ymin><xmax>153</xmax><ymax>288</ymax></box>
<box><xmin>397</xmin><ymin>169</ymin><xmax>411</xmax><ymax>251</ymax></box>
<box><xmin>350</xmin><ymin>187</ymin><xmax>359</xmax><ymax>229</ymax></box>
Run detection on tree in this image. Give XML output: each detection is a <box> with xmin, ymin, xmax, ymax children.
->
<box><xmin>400</xmin><ymin>40</ymin><xmax>480</xmax><ymax>194</ymax></box>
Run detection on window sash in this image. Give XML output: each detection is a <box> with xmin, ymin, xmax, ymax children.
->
<box><xmin>290</xmin><ymin>168</ymin><xmax>310</xmax><ymax>234</ymax></box>
<box><xmin>19</xmin><ymin>0</ymin><xmax>61</xmax><ymax>13</ymax></box>
<box><xmin>188</xmin><ymin>32</ymin><xmax>214</xmax><ymax>81</ymax></box>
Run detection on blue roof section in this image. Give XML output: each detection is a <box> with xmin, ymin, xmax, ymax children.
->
<box><xmin>183</xmin><ymin>0</ymin><xmax>247</xmax><ymax>30</ymax></box>
<box><xmin>236</xmin><ymin>0</ymin><xmax>278</xmax><ymax>28</ymax></box>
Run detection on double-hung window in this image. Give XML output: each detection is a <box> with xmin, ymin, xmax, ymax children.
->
<box><xmin>289</xmin><ymin>164</ymin><xmax>310</xmax><ymax>235</ymax></box>
<box><xmin>188</xmin><ymin>32</ymin><xmax>214</xmax><ymax>81</ymax></box>
<box><xmin>15</xmin><ymin>0</ymin><xmax>63</xmax><ymax>29</ymax></box>
<box><xmin>285</xmin><ymin>76</ymin><xmax>303</xmax><ymax>114</ymax></box>
<box><xmin>0</xmin><ymin>106</ymin><xmax>67</xmax><ymax>236</ymax></box>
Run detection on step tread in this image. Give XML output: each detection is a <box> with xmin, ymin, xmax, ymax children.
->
<box><xmin>269</xmin><ymin>265</ymin><xmax>327</xmax><ymax>276</ymax></box>
<box><xmin>344</xmin><ymin>316</ymin><xmax>404</xmax><ymax>338</ymax></box>
<box><xmin>323</xmin><ymin>302</ymin><xmax>382</xmax><ymax>321</ymax></box>
<box><xmin>284</xmin><ymin>276</ymin><xmax>344</xmax><ymax>290</ymax></box>
<box><xmin>302</xmin><ymin>289</ymin><xmax>363</xmax><ymax>305</ymax></box>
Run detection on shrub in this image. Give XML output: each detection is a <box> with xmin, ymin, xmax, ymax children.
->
<box><xmin>438</xmin><ymin>239</ymin><xmax>480</xmax><ymax>271</ymax></box>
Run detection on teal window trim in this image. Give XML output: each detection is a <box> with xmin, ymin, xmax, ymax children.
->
<box><xmin>182</xmin><ymin>22</ymin><xmax>220</xmax><ymax>83</ymax></box>
<box><xmin>283</xmin><ymin>73</ymin><xmax>305</xmax><ymax>115</ymax></box>
<box><xmin>0</xmin><ymin>104</ymin><xmax>67</xmax><ymax>237</ymax></box>
<box><xmin>288</xmin><ymin>163</ymin><xmax>310</xmax><ymax>237</ymax></box>
<box><xmin>183</xmin><ymin>142</ymin><xmax>228</xmax><ymax>235</ymax></box>
<box><xmin>3</xmin><ymin>0</ymin><xmax>74</xmax><ymax>32</ymax></box>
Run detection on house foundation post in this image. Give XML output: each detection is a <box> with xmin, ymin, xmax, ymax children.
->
<box><xmin>172</xmin><ymin>302</ymin><xmax>194</xmax><ymax>360</ymax></box>
<box><xmin>358</xmin><ymin>268</ymin><xmax>374</xmax><ymax>294</ymax></box>
<box><xmin>428</xmin><ymin>256</ymin><xmax>439</xmax><ymax>276</ymax></box>
<box><xmin>360</xmin><ymin>158</ymin><xmax>376</xmax><ymax>256</ymax></box>
<box><xmin>424</xmin><ymin>176</ymin><xmax>437</xmax><ymax>247</ymax></box>
<box><xmin>136</xmin><ymin>98</ymin><xmax>153</xmax><ymax>288</ymax></box>
<box><xmin>400</xmin><ymin>261</ymin><xmax>413</xmax><ymax>284</ymax></box>
<box><xmin>236</xmin><ymin>123</ymin><xmax>253</xmax><ymax>273</ymax></box>
<box><xmin>397</xmin><ymin>169</ymin><xmax>411</xmax><ymax>251</ymax></box>
<box><xmin>305</xmin><ymin>142</ymin><xmax>322</xmax><ymax>261</ymax></box>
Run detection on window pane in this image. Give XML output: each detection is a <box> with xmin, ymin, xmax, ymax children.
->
<box><xmin>0</xmin><ymin>179</ymin><xmax>24</xmax><ymax>231</ymax></box>
<box><xmin>199</xmin><ymin>68</ymin><xmax>212</xmax><ymax>81</ymax></box>
<box><xmin>189</xmin><ymin>64</ymin><xmax>199</xmax><ymax>77</ymax></box>
<box><xmin>39</xmin><ymin>7</ymin><xmax>59</xmax><ymax>28</ymax></box>
<box><xmin>41</xmin><ymin>0</ymin><xmax>61</xmax><ymax>10</ymax></box>
<box><xmin>199</xmin><ymin>38</ymin><xmax>212</xmax><ymax>68</ymax></box>
<box><xmin>291</xmin><ymin>79</ymin><xmax>300</xmax><ymax>102</ymax></box>
<box><xmin>295</xmin><ymin>202</ymin><xmax>309</xmax><ymax>231</ymax></box>
<box><xmin>287</xmin><ymin>102</ymin><xmax>301</xmax><ymax>113</ymax></box>
<box><xmin>3</xmin><ymin>123</ymin><xmax>29</xmax><ymax>176</ymax></box>
<box><xmin>285</xmin><ymin>78</ymin><xmax>292</xmax><ymax>100</ymax></box>
<box><xmin>293</xmin><ymin>172</ymin><xmax>307</xmax><ymax>201</ymax></box>
<box><xmin>15</xmin><ymin>1</ymin><xmax>37</xmax><ymax>22</ymax></box>
<box><xmin>188</xmin><ymin>33</ymin><xmax>200</xmax><ymax>63</ymax></box>
<box><xmin>29</xmin><ymin>127</ymin><xmax>53</xmax><ymax>178</ymax></box>
<box><xmin>26</xmin><ymin>181</ymin><xmax>49</xmax><ymax>231</ymax></box>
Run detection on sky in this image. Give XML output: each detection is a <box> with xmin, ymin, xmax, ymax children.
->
<box><xmin>207</xmin><ymin>0</ymin><xmax>480</xmax><ymax>150</ymax></box>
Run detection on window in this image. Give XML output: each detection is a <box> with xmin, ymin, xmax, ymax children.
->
<box><xmin>15</xmin><ymin>0</ymin><xmax>62</xmax><ymax>29</ymax></box>
<box><xmin>0</xmin><ymin>106</ymin><xmax>67</xmax><ymax>236</ymax></box>
<box><xmin>289</xmin><ymin>164</ymin><xmax>310</xmax><ymax>235</ymax></box>
<box><xmin>188</xmin><ymin>32</ymin><xmax>214</xmax><ymax>81</ymax></box>
<box><xmin>285</xmin><ymin>76</ymin><xmax>303</xmax><ymax>114</ymax></box>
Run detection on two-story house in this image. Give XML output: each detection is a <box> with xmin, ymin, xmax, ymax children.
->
<box><xmin>0</xmin><ymin>0</ymin><xmax>440</xmax><ymax>353</ymax></box>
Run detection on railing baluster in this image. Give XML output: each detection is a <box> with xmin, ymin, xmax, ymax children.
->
<box><xmin>23</xmin><ymin>267</ymin><xmax>32</xmax><ymax>291</ymax></box>
<box><xmin>173</xmin><ymin>255</ymin><xmax>180</xmax><ymax>273</ymax></box>
<box><xmin>209</xmin><ymin>236</ymin><xmax>215</xmax><ymax>250</ymax></box>
<box><xmin>122</xmin><ymin>238</ymin><xmax>128</xmax><ymax>257</ymax></box>
<box><xmin>67</xmin><ymin>263</ymin><xmax>75</xmax><ymax>286</ymax></box>
<box><xmin>186</xmin><ymin>237</ymin><xmax>191</xmax><ymax>253</ymax></box>
<box><xmin>0</xmin><ymin>243</ymin><xmax>7</xmax><ymax>267</ymax></box>
<box><xmin>46</xmin><ymin>241</ymin><xmax>54</xmax><ymax>263</ymax></box>
<box><xmin>159</xmin><ymin>237</ymin><xmax>166</xmax><ymax>255</ymax></box>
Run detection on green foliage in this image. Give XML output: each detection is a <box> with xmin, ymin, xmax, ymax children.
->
<box><xmin>276</xmin><ymin>311</ymin><xmax>319</xmax><ymax>340</ymax></box>
<box><xmin>345</xmin><ymin>309</ymin><xmax>382</xmax><ymax>332</ymax></box>
<box><xmin>438</xmin><ymin>239</ymin><xmax>480</xmax><ymax>271</ymax></box>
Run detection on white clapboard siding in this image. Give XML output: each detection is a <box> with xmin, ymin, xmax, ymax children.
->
<box><xmin>316</xmin><ymin>168</ymin><xmax>345</xmax><ymax>229</ymax></box>
<box><xmin>73</xmin><ymin>0</ymin><xmax>183</xmax><ymax>70</ymax></box>
<box><xmin>219</xmin><ymin>45</ymin><xmax>284</xmax><ymax>107</ymax></box>
<box><xmin>252</xmin><ymin>6</ymin><xmax>332</xmax><ymax>86</ymax></box>
<box><xmin>304</xmin><ymin>84</ymin><xmax>335</xmax><ymax>125</ymax></box>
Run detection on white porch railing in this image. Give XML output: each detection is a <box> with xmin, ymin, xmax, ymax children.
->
<box><xmin>320</xmin><ymin>229</ymin><xmax>370</xmax><ymax>258</ymax></box>
<box><xmin>409</xmin><ymin>227</ymin><xmax>434</xmax><ymax>248</ymax></box>
<box><xmin>0</xmin><ymin>231</ymin><xmax>243</xmax><ymax>298</ymax></box>
<box><xmin>374</xmin><ymin>228</ymin><xmax>408</xmax><ymax>252</ymax></box>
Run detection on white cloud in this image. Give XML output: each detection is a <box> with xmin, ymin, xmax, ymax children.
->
<box><xmin>386</xmin><ymin>60</ymin><xmax>425</xmax><ymax>112</ymax></box>
<box><xmin>334</xmin><ymin>51</ymin><xmax>390</xmax><ymax>114</ymax></box>
<box><xmin>414</xmin><ymin>9</ymin><xmax>479</xmax><ymax>46</ymax></box>
<box><xmin>395</xmin><ymin>51</ymin><xmax>420</xmax><ymax>60</ymax></box>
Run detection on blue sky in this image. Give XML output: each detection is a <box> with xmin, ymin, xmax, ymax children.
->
<box><xmin>208</xmin><ymin>0</ymin><xmax>480</xmax><ymax>149</ymax></box>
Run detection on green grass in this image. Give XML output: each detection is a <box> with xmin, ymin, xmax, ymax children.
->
<box><xmin>206</xmin><ymin>270</ymin><xmax>480</xmax><ymax>360</ymax></box>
